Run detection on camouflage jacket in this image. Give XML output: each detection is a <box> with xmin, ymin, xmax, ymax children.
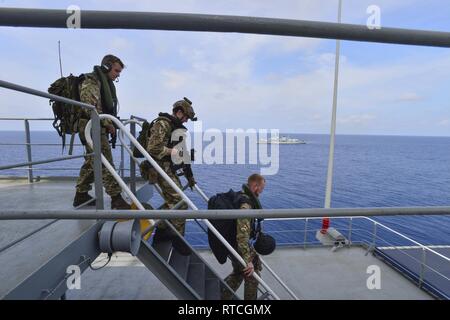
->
<box><xmin>78</xmin><ymin>72</ymin><xmax>113</xmax><ymax>128</ymax></box>
<box><xmin>236</xmin><ymin>191</ymin><xmax>258</xmax><ymax>264</ymax></box>
<box><xmin>146</xmin><ymin>117</ymin><xmax>173</xmax><ymax>161</ymax></box>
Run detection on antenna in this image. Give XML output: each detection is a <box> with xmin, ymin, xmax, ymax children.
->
<box><xmin>58</xmin><ymin>40</ymin><xmax>63</xmax><ymax>77</ymax></box>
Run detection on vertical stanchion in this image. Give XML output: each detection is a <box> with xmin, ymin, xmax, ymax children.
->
<box><xmin>419</xmin><ymin>247</ymin><xmax>427</xmax><ymax>288</ymax></box>
<box><xmin>24</xmin><ymin>119</ymin><xmax>33</xmax><ymax>183</ymax></box>
<box><xmin>130</xmin><ymin>120</ymin><xmax>136</xmax><ymax>194</ymax></box>
<box><xmin>348</xmin><ymin>217</ymin><xmax>353</xmax><ymax>246</ymax></box>
<box><xmin>324</xmin><ymin>0</ymin><xmax>342</xmax><ymax>209</ymax></box>
<box><xmin>303</xmin><ymin>218</ymin><xmax>308</xmax><ymax>249</ymax></box>
<box><xmin>91</xmin><ymin>112</ymin><xmax>104</xmax><ymax>209</ymax></box>
<box><xmin>372</xmin><ymin>222</ymin><xmax>377</xmax><ymax>248</ymax></box>
<box><xmin>120</xmin><ymin>129</ymin><xmax>125</xmax><ymax>179</ymax></box>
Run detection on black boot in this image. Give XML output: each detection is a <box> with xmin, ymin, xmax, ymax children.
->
<box><xmin>152</xmin><ymin>226</ymin><xmax>176</xmax><ymax>245</ymax></box>
<box><xmin>73</xmin><ymin>192</ymin><xmax>96</xmax><ymax>207</ymax></box>
<box><xmin>172</xmin><ymin>237</ymin><xmax>192</xmax><ymax>256</ymax></box>
<box><xmin>111</xmin><ymin>194</ymin><xmax>131</xmax><ymax>210</ymax></box>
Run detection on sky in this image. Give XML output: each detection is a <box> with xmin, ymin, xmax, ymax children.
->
<box><xmin>0</xmin><ymin>0</ymin><xmax>449</xmax><ymax>136</ymax></box>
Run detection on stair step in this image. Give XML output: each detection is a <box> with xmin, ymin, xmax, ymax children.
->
<box><xmin>152</xmin><ymin>240</ymin><xmax>172</xmax><ymax>261</ymax></box>
<box><xmin>189</xmin><ymin>253</ymin><xmax>202</xmax><ymax>264</ymax></box>
<box><xmin>169</xmin><ymin>250</ymin><xmax>191</xmax><ymax>280</ymax></box>
<box><xmin>187</xmin><ymin>263</ymin><xmax>206</xmax><ymax>299</ymax></box>
<box><xmin>205</xmin><ymin>278</ymin><xmax>221</xmax><ymax>300</ymax></box>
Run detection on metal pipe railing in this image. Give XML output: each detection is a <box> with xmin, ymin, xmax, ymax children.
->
<box><xmin>0</xmin><ymin>154</ymin><xmax>92</xmax><ymax>171</ymax></box>
<box><xmin>193</xmin><ymin>184</ymin><xmax>299</xmax><ymax>300</ymax></box>
<box><xmin>85</xmin><ymin>114</ymin><xmax>281</xmax><ymax>300</ymax></box>
<box><xmin>363</xmin><ymin>216</ymin><xmax>450</xmax><ymax>262</ymax></box>
<box><xmin>2</xmin><ymin>207</ymin><xmax>449</xmax><ymax>221</ymax></box>
<box><xmin>24</xmin><ymin>119</ymin><xmax>33</xmax><ymax>182</ymax></box>
<box><xmin>268</xmin><ymin>215</ymin><xmax>450</xmax><ymax>266</ymax></box>
<box><xmin>119</xmin><ymin>119</ymin><xmax>326</xmax><ymax>299</ymax></box>
<box><xmin>324</xmin><ymin>0</ymin><xmax>342</xmax><ymax>209</ymax></box>
<box><xmin>0</xmin><ymin>79</ymin><xmax>104</xmax><ymax>209</ymax></box>
<box><xmin>0</xmin><ymin>80</ymin><xmax>96</xmax><ymax>111</ymax></box>
<box><xmin>0</xmin><ymin>117</ymin><xmax>53</xmax><ymax>121</ymax></box>
<box><xmin>1</xmin><ymin>8</ymin><xmax>450</xmax><ymax>48</ymax></box>
<box><xmin>2</xmin><ymin>207</ymin><xmax>448</xmax><ymax>261</ymax></box>
<box><xmin>355</xmin><ymin>228</ymin><xmax>450</xmax><ymax>284</ymax></box>
<box><xmin>94</xmin><ymin>115</ymin><xmax>197</xmax><ymax>210</ymax></box>
<box><xmin>0</xmin><ymin>117</ymin><xmax>135</xmax><ymax>185</ymax></box>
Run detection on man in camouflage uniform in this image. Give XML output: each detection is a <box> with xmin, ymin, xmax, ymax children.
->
<box><xmin>73</xmin><ymin>54</ymin><xmax>130</xmax><ymax>209</ymax></box>
<box><xmin>144</xmin><ymin>98</ymin><xmax>197</xmax><ymax>252</ymax></box>
<box><xmin>222</xmin><ymin>174</ymin><xmax>266</xmax><ymax>300</ymax></box>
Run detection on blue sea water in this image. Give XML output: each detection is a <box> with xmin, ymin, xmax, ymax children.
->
<box><xmin>0</xmin><ymin>130</ymin><xmax>449</xmax><ymax>247</ymax></box>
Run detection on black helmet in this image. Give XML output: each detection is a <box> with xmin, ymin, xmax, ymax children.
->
<box><xmin>253</xmin><ymin>232</ymin><xmax>276</xmax><ymax>255</ymax></box>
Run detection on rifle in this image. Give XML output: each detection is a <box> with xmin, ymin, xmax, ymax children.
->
<box><xmin>109</xmin><ymin>116</ymin><xmax>120</xmax><ymax>149</ymax></box>
<box><xmin>171</xmin><ymin>148</ymin><xmax>196</xmax><ymax>188</ymax></box>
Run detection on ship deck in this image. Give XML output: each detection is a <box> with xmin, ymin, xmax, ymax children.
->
<box><xmin>0</xmin><ymin>177</ymin><xmax>445</xmax><ymax>300</ymax></box>
<box><xmin>64</xmin><ymin>247</ymin><xmax>432</xmax><ymax>300</ymax></box>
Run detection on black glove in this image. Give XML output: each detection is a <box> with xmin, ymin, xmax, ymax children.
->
<box><xmin>187</xmin><ymin>175</ymin><xmax>196</xmax><ymax>190</ymax></box>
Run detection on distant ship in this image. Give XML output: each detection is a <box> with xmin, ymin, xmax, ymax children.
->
<box><xmin>258</xmin><ymin>135</ymin><xmax>306</xmax><ymax>144</ymax></box>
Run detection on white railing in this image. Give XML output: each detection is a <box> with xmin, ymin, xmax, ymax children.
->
<box><xmin>85</xmin><ymin>114</ymin><xmax>284</xmax><ymax>300</ymax></box>
<box><xmin>119</xmin><ymin>117</ymin><xmax>300</xmax><ymax>299</ymax></box>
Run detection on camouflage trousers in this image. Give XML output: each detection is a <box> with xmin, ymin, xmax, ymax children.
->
<box><xmin>155</xmin><ymin>161</ymin><xmax>188</xmax><ymax>235</ymax></box>
<box><xmin>76</xmin><ymin>128</ymin><xmax>121</xmax><ymax>196</ymax></box>
<box><xmin>222</xmin><ymin>254</ymin><xmax>262</xmax><ymax>300</ymax></box>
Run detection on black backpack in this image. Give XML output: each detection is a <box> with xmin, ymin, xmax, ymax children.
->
<box><xmin>48</xmin><ymin>74</ymin><xmax>83</xmax><ymax>153</ymax></box>
<box><xmin>207</xmin><ymin>189</ymin><xmax>252</xmax><ymax>264</ymax></box>
<box><xmin>133</xmin><ymin>120</ymin><xmax>153</xmax><ymax>158</ymax></box>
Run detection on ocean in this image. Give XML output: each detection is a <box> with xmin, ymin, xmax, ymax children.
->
<box><xmin>0</xmin><ymin>130</ymin><xmax>449</xmax><ymax>247</ymax></box>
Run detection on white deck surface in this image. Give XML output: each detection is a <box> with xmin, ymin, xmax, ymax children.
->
<box><xmin>0</xmin><ymin>177</ymin><xmax>434</xmax><ymax>300</ymax></box>
<box><xmin>65</xmin><ymin>246</ymin><xmax>432</xmax><ymax>300</ymax></box>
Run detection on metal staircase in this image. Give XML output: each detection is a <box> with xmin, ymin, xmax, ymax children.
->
<box><xmin>138</xmin><ymin>230</ymin><xmax>238</xmax><ymax>300</ymax></box>
<box><xmin>0</xmin><ymin>82</ymin><xmax>293</xmax><ymax>300</ymax></box>
<box><xmin>109</xmin><ymin>116</ymin><xmax>284</xmax><ymax>300</ymax></box>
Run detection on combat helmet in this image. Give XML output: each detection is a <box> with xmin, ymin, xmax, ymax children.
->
<box><xmin>253</xmin><ymin>232</ymin><xmax>276</xmax><ymax>255</ymax></box>
<box><xmin>173</xmin><ymin>97</ymin><xmax>197</xmax><ymax>121</ymax></box>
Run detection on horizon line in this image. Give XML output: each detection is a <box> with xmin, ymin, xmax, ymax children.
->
<box><xmin>0</xmin><ymin>130</ymin><xmax>449</xmax><ymax>139</ymax></box>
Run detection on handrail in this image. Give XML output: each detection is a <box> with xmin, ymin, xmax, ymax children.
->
<box><xmin>0</xmin><ymin>154</ymin><xmax>91</xmax><ymax>171</ymax></box>
<box><xmin>264</xmin><ymin>215</ymin><xmax>450</xmax><ymax>262</ymax></box>
<box><xmin>0</xmin><ymin>117</ymin><xmax>54</xmax><ymax>121</ymax></box>
<box><xmin>0</xmin><ymin>79</ymin><xmax>105</xmax><ymax>208</ymax></box>
<box><xmin>192</xmin><ymin>184</ymin><xmax>299</xmax><ymax>300</ymax></box>
<box><xmin>363</xmin><ymin>217</ymin><xmax>450</xmax><ymax>262</ymax></box>
<box><xmin>2</xmin><ymin>8</ymin><xmax>450</xmax><ymax>48</ymax></box>
<box><xmin>0</xmin><ymin>80</ymin><xmax>96</xmax><ymax>111</ymax></box>
<box><xmin>118</xmin><ymin>118</ymin><xmax>143</xmax><ymax>165</ymax></box>
<box><xmin>88</xmin><ymin>114</ymin><xmax>281</xmax><ymax>300</ymax></box>
<box><xmin>0</xmin><ymin>117</ymin><xmax>133</xmax><ymax>182</ymax></box>
<box><xmin>119</xmin><ymin>117</ymin><xmax>294</xmax><ymax>299</ymax></box>
<box><xmin>90</xmin><ymin>115</ymin><xmax>197</xmax><ymax>210</ymax></box>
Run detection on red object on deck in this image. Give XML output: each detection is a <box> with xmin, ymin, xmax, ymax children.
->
<box><xmin>320</xmin><ymin>218</ymin><xmax>330</xmax><ymax>234</ymax></box>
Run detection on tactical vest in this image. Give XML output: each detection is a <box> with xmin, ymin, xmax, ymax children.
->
<box><xmin>133</xmin><ymin>112</ymin><xmax>187</xmax><ymax>159</ymax></box>
<box><xmin>154</xmin><ymin>113</ymin><xmax>187</xmax><ymax>162</ymax></box>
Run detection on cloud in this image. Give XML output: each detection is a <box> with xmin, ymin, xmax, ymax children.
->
<box><xmin>108</xmin><ymin>37</ymin><xmax>134</xmax><ymax>52</ymax></box>
<box><xmin>393</xmin><ymin>92</ymin><xmax>423</xmax><ymax>103</ymax></box>
<box><xmin>1</xmin><ymin>0</ymin><xmax>450</xmax><ymax>136</ymax></box>
<box><xmin>161</xmin><ymin>69</ymin><xmax>190</xmax><ymax>89</ymax></box>
<box><xmin>338</xmin><ymin>114</ymin><xmax>376</xmax><ymax>125</ymax></box>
